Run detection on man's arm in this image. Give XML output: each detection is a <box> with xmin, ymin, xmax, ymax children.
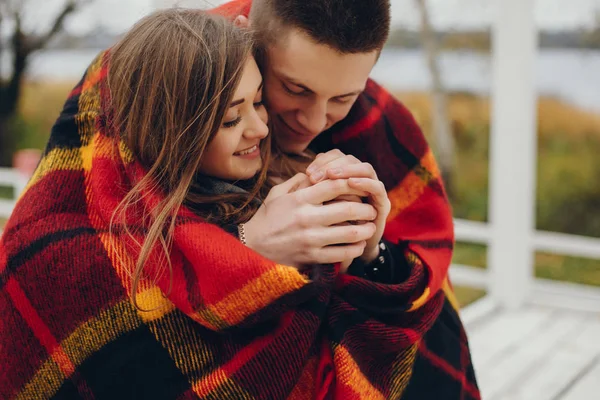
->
<box><xmin>308</xmin><ymin>78</ymin><xmax>454</xmax><ymax>306</ymax></box>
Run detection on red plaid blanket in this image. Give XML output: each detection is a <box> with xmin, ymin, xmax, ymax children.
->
<box><xmin>0</xmin><ymin>3</ymin><xmax>479</xmax><ymax>399</ymax></box>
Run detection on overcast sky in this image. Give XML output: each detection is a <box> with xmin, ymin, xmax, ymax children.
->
<box><xmin>17</xmin><ymin>0</ymin><xmax>600</xmax><ymax>35</ymax></box>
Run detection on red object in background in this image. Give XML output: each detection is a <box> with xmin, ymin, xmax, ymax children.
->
<box><xmin>12</xmin><ymin>149</ymin><xmax>41</xmax><ymax>177</ymax></box>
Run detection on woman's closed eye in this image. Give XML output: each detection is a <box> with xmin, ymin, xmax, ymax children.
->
<box><xmin>223</xmin><ymin>115</ymin><xmax>242</xmax><ymax>128</ymax></box>
<box><xmin>222</xmin><ymin>100</ymin><xmax>265</xmax><ymax>128</ymax></box>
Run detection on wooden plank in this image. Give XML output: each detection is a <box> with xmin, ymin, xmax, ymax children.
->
<box><xmin>460</xmin><ymin>296</ymin><xmax>498</xmax><ymax>328</ymax></box>
<box><xmin>532</xmin><ymin>279</ymin><xmax>600</xmax><ymax>313</ymax></box>
<box><xmin>495</xmin><ymin>317</ymin><xmax>600</xmax><ymax>400</ymax></box>
<box><xmin>562</xmin><ymin>359</ymin><xmax>600</xmax><ymax>400</ymax></box>
<box><xmin>572</xmin><ymin>317</ymin><xmax>600</xmax><ymax>352</ymax></box>
<box><xmin>477</xmin><ymin>312</ymin><xmax>586</xmax><ymax>399</ymax></box>
<box><xmin>497</xmin><ymin>348</ymin><xmax>596</xmax><ymax>400</ymax></box>
<box><xmin>467</xmin><ymin>307</ymin><xmax>553</xmax><ymax>370</ymax></box>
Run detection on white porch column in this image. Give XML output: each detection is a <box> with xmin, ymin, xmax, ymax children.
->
<box><xmin>488</xmin><ymin>0</ymin><xmax>538</xmax><ymax>309</ymax></box>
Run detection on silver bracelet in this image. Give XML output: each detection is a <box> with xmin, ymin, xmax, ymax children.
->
<box><xmin>238</xmin><ymin>223</ymin><xmax>247</xmax><ymax>246</ymax></box>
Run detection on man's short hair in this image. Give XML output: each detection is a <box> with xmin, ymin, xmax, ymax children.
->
<box><xmin>250</xmin><ymin>0</ymin><xmax>391</xmax><ymax>53</ymax></box>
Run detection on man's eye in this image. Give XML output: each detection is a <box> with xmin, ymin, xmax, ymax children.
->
<box><xmin>334</xmin><ymin>97</ymin><xmax>352</xmax><ymax>104</ymax></box>
<box><xmin>283</xmin><ymin>83</ymin><xmax>305</xmax><ymax>96</ymax></box>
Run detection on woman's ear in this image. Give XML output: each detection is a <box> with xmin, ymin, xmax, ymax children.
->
<box><xmin>233</xmin><ymin>15</ymin><xmax>250</xmax><ymax>28</ymax></box>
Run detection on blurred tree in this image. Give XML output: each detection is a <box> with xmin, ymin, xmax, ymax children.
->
<box><xmin>582</xmin><ymin>9</ymin><xmax>600</xmax><ymax>49</ymax></box>
<box><xmin>414</xmin><ymin>0</ymin><xmax>456</xmax><ymax>199</ymax></box>
<box><xmin>0</xmin><ymin>0</ymin><xmax>91</xmax><ymax>166</ymax></box>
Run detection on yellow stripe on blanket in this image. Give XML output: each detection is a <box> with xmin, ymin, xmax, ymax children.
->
<box><xmin>19</xmin><ymin>301</ymin><xmax>143</xmax><ymax>399</ymax></box>
<box><xmin>387</xmin><ymin>343</ymin><xmax>420</xmax><ymax>399</ymax></box>
<box><xmin>205</xmin><ymin>265</ymin><xmax>309</xmax><ymax>328</ymax></box>
<box><xmin>441</xmin><ymin>277</ymin><xmax>461</xmax><ymax>313</ymax></box>
<box><xmin>16</xmin><ymin>359</ymin><xmax>65</xmax><ymax>400</ymax></box>
<box><xmin>406</xmin><ymin>252</ymin><xmax>432</xmax><ymax>311</ymax></box>
<box><xmin>136</xmin><ymin>286</ymin><xmax>176</xmax><ymax>322</ymax></box>
<box><xmin>192</xmin><ymin>367</ymin><xmax>255</xmax><ymax>399</ymax></box>
<box><xmin>81</xmin><ymin>54</ymin><xmax>106</xmax><ymax>94</ymax></box>
<box><xmin>387</xmin><ymin>149</ymin><xmax>440</xmax><ymax>221</ymax></box>
<box><xmin>333</xmin><ymin>345</ymin><xmax>386</xmax><ymax>399</ymax></box>
<box><xmin>419</xmin><ymin>148</ymin><xmax>441</xmax><ymax>180</ymax></box>
<box><xmin>24</xmin><ymin>148</ymin><xmax>83</xmax><ymax>195</ymax></box>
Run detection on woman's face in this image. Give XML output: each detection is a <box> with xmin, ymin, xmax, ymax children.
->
<box><xmin>198</xmin><ymin>56</ymin><xmax>269</xmax><ymax>181</ymax></box>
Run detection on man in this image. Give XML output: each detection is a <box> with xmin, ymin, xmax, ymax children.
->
<box><xmin>208</xmin><ymin>1</ymin><xmax>480</xmax><ymax>399</ymax></box>
<box><xmin>216</xmin><ymin>0</ymin><xmax>479</xmax><ymax>399</ymax></box>
<box><xmin>215</xmin><ymin>0</ymin><xmax>451</xmax><ymax>287</ymax></box>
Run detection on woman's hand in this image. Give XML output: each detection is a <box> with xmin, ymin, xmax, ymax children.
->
<box><xmin>306</xmin><ymin>150</ymin><xmax>391</xmax><ymax>264</ymax></box>
<box><xmin>243</xmin><ymin>173</ymin><xmax>378</xmax><ymax>268</ymax></box>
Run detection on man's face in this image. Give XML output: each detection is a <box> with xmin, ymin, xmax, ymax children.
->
<box><xmin>262</xmin><ymin>28</ymin><xmax>378</xmax><ymax>154</ymax></box>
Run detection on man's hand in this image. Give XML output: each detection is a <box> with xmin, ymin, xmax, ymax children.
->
<box><xmin>306</xmin><ymin>150</ymin><xmax>391</xmax><ymax>263</ymax></box>
<box><xmin>243</xmin><ymin>173</ymin><xmax>378</xmax><ymax>268</ymax></box>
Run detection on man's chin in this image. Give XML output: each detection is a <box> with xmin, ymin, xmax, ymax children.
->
<box><xmin>274</xmin><ymin>117</ymin><xmax>314</xmax><ymax>153</ymax></box>
<box><xmin>275</xmin><ymin>138</ymin><xmax>309</xmax><ymax>155</ymax></box>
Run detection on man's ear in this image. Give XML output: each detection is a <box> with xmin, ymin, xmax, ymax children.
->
<box><xmin>233</xmin><ymin>15</ymin><xmax>250</xmax><ymax>28</ymax></box>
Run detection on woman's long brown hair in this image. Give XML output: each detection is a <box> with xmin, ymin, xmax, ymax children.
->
<box><xmin>107</xmin><ymin>9</ymin><xmax>271</xmax><ymax>308</ymax></box>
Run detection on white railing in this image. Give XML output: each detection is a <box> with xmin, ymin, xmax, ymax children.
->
<box><xmin>0</xmin><ymin>167</ymin><xmax>27</xmax><ymax>222</ymax></box>
<box><xmin>455</xmin><ymin>0</ymin><xmax>600</xmax><ymax>317</ymax></box>
<box><xmin>454</xmin><ymin>219</ymin><xmax>600</xmax><ymax>261</ymax></box>
<box><xmin>453</xmin><ymin>219</ymin><xmax>600</xmax><ymax>316</ymax></box>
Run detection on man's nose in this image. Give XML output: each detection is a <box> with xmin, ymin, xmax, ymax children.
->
<box><xmin>296</xmin><ymin>102</ymin><xmax>328</xmax><ymax>136</ymax></box>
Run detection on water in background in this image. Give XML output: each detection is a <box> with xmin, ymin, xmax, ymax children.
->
<box><xmin>2</xmin><ymin>48</ymin><xmax>599</xmax><ymax>113</ymax></box>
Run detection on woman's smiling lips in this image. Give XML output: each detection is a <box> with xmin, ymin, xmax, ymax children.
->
<box><xmin>234</xmin><ymin>143</ymin><xmax>260</xmax><ymax>159</ymax></box>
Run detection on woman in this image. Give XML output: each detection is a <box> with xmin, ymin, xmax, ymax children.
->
<box><xmin>0</xmin><ymin>9</ymin><xmax>449</xmax><ymax>400</ymax></box>
<box><xmin>104</xmin><ymin>10</ymin><xmax>376</xmax><ymax>301</ymax></box>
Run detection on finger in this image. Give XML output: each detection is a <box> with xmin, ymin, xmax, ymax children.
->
<box><xmin>306</xmin><ymin>150</ymin><xmax>346</xmax><ymax>175</ymax></box>
<box><xmin>290</xmin><ymin>174</ymin><xmax>313</xmax><ymax>192</ymax></box>
<box><xmin>327</xmin><ymin>194</ymin><xmax>362</xmax><ymax>203</ymax></box>
<box><xmin>339</xmin><ymin>258</ymin><xmax>353</xmax><ymax>274</ymax></box>
<box><xmin>348</xmin><ymin>178</ymin><xmax>391</xmax><ymax>210</ymax></box>
<box><xmin>310</xmin><ymin>241</ymin><xmax>367</xmax><ymax>265</ymax></box>
<box><xmin>307</xmin><ymin>201</ymin><xmax>376</xmax><ymax>226</ymax></box>
<box><xmin>308</xmin><ymin>155</ymin><xmax>362</xmax><ymax>184</ymax></box>
<box><xmin>325</xmin><ymin>162</ymin><xmax>378</xmax><ymax>181</ymax></box>
<box><xmin>268</xmin><ymin>173</ymin><xmax>310</xmax><ymax>198</ymax></box>
<box><xmin>306</xmin><ymin>223</ymin><xmax>376</xmax><ymax>247</ymax></box>
<box><xmin>294</xmin><ymin>179</ymin><xmax>368</xmax><ymax>205</ymax></box>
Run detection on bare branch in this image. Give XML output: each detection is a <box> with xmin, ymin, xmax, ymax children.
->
<box><xmin>30</xmin><ymin>0</ymin><xmax>91</xmax><ymax>51</ymax></box>
<box><xmin>414</xmin><ymin>0</ymin><xmax>455</xmax><ymax>197</ymax></box>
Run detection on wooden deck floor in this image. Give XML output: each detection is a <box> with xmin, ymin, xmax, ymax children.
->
<box><xmin>464</xmin><ymin>304</ymin><xmax>600</xmax><ymax>399</ymax></box>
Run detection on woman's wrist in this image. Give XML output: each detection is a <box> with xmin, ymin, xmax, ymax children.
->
<box><xmin>348</xmin><ymin>241</ymin><xmax>395</xmax><ymax>283</ymax></box>
<box><xmin>360</xmin><ymin>242</ymin><xmax>382</xmax><ymax>264</ymax></box>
